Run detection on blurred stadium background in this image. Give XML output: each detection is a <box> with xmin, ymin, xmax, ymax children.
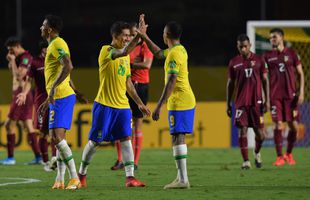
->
<box><xmin>0</xmin><ymin>1</ymin><xmax>309</xmax><ymax>199</ymax></box>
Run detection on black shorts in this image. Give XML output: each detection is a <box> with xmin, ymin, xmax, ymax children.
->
<box><xmin>127</xmin><ymin>82</ymin><xmax>149</xmax><ymax>118</ymax></box>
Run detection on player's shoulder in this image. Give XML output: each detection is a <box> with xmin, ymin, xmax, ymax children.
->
<box><xmin>51</xmin><ymin>37</ymin><xmax>67</xmax><ymax>48</ymax></box>
<box><xmin>169</xmin><ymin>45</ymin><xmax>187</xmax><ymax>57</ymax></box>
<box><xmin>285</xmin><ymin>47</ymin><xmax>297</xmax><ymax>55</ymax></box>
<box><xmin>229</xmin><ymin>54</ymin><xmax>241</xmax><ymax>64</ymax></box>
<box><xmin>252</xmin><ymin>53</ymin><xmax>264</xmax><ymax>60</ymax></box>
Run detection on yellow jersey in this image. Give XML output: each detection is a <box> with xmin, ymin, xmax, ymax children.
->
<box><xmin>95</xmin><ymin>45</ymin><xmax>131</xmax><ymax>108</ymax></box>
<box><xmin>44</xmin><ymin>37</ymin><xmax>75</xmax><ymax>99</ymax></box>
<box><xmin>164</xmin><ymin>44</ymin><xmax>196</xmax><ymax>110</ymax></box>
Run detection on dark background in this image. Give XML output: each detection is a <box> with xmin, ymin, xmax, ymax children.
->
<box><xmin>1</xmin><ymin>0</ymin><xmax>309</xmax><ymax>68</ymax></box>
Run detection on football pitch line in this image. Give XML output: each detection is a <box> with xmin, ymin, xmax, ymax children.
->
<box><xmin>0</xmin><ymin>177</ymin><xmax>41</xmax><ymax>186</ymax></box>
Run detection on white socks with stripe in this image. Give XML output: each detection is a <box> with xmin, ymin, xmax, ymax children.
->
<box><xmin>79</xmin><ymin>140</ymin><xmax>97</xmax><ymax>175</ymax></box>
<box><xmin>55</xmin><ymin>150</ymin><xmax>66</xmax><ymax>182</ymax></box>
<box><xmin>173</xmin><ymin>144</ymin><xmax>189</xmax><ymax>183</ymax></box>
<box><xmin>121</xmin><ymin>140</ymin><xmax>134</xmax><ymax>177</ymax></box>
<box><xmin>56</xmin><ymin>140</ymin><xmax>78</xmax><ymax>179</ymax></box>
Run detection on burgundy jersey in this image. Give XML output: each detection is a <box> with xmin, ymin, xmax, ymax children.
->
<box><xmin>15</xmin><ymin>51</ymin><xmax>33</xmax><ymax>83</ymax></box>
<box><xmin>27</xmin><ymin>55</ymin><xmax>47</xmax><ymax>102</ymax></box>
<box><xmin>228</xmin><ymin>52</ymin><xmax>268</xmax><ymax>107</ymax></box>
<box><xmin>264</xmin><ymin>48</ymin><xmax>301</xmax><ymax>100</ymax></box>
<box><xmin>130</xmin><ymin>41</ymin><xmax>153</xmax><ymax>84</ymax></box>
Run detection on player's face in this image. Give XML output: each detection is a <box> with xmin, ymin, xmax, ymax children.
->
<box><xmin>115</xmin><ymin>29</ymin><xmax>131</xmax><ymax>48</ymax></box>
<box><xmin>163</xmin><ymin>26</ymin><xmax>169</xmax><ymax>45</ymax></box>
<box><xmin>237</xmin><ymin>40</ymin><xmax>251</xmax><ymax>57</ymax></box>
<box><xmin>130</xmin><ymin>27</ymin><xmax>138</xmax><ymax>40</ymax></box>
<box><xmin>269</xmin><ymin>32</ymin><xmax>283</xmax><ymax>48</ymax></box>
<box><xmin>40</xmin><ymin>19</ymin><xmax>51</xmax><ymax>39</ymax></box>
<box><xmin>7</xmin><ymin>46</ymin><xmax>19</xmax><ymax>56</ymax></box>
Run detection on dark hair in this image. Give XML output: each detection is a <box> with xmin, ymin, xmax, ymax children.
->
<box><xmin>270</xmin><ymin>28</ymin><xmax>284</xmax><ymax>36</ymax></box>
<box><xmin>5</xmin><ymin>36</ymin><xmax>21</xmax><ymax>47</ymax></box>
<box><xmin>45</xmin><ymin>15</ymin><xmax>63</xmax><ymax>33</ymax></box>
<box><xmin>110</xmin><ymin>21</ymin><xmax>130</xmax><ymax>37</ymax></box>
<box><xmin>165</xmin><ymin>21</ymin><xmax>182</xmax><ymax>39</ymax></box>
<box><xmin>38</xmin><ymin>40</ymin><xmax>48</xmax><ymax>50</ymax></box>
<box><xmin>129</xmin><ymin>22</ymin><xmax>138</xmax><ymax>29</ymax></box>
<box><xmin>237</xmin><ymin>34</ymin><xmax>250</xmax><ymax>42</ymax></box>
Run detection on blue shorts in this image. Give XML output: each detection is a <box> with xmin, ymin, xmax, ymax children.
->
<box><xmin>168</xmin><ymin>108</ymin><xmax>195</xmax><ymax>135</ymax></box>
<box><xmin>49</xmin><ymin>94</ymin><xmax>75</xmax><ymax>130</ymax></box>
<box><xmin>88</xmin><ymin>102</ymin><xmax>132</xmax><ymax>142</ymax></box>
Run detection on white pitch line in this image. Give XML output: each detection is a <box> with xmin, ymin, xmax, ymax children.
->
<box><xmin>0</xmin><ymin>177</ymin><xmax>41</xmax><ymax>186</ymax></box>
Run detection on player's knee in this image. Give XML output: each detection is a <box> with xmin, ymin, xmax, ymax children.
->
<box><xmin>275</xmin><ymin>122</ymin><xmax>282</xmax><ymax>130</ymax></box>
<box><xmin>4</xmin><ymin>120</ymin><xmax>13</xmax><ymax>132</ymax></box>
<box><xmin>288</xmin><ymin>121</ymin><xmax>298</xmax><ymax>133</ymax></box>
<box><xmin>172</xmin><ymin>133</ymin><xmax>185</xmax><ymax>145</ymax></box>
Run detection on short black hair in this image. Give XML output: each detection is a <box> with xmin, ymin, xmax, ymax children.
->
<box><xmin>270</xmin><ymin>28</ymin><xmax>284</xmax><ymax>36</ymax></box>
<box><xmin>45</xmin><ymin>15</ymin><xmax>63</xmax><ymax>33</ymax></box>
<box><xmin>5</xmin><ymin>36</ymin><xmax>21</xmax><ymax>47</ymax></box>
<box><xmin>165</xmin><ymin>21</ymin><xmax>182</xmax><ymax>39</ymax></box>
<box><xmin>38</xmin><ymin>40</ymin><xmax>48</xmax><ymax>50</ymax></box>
<box><xmin>110</xmin><ymin>21</ymin><xmax>130</xmax><ymax>37</ymax></box>
<box><xmin>237</xmin><ymin>34</ymin><xmax>250</xmax><ymax>42</ymax></box>
<box><xmin>129</xmin><ymin>22</ymin><xmax>138</xmax><ymax>29</ymax></box>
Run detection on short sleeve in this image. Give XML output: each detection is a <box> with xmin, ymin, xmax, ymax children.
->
<box><xmin>19</xmin><ymin>53</ymin><xmax>32</xmax><ymax>69</ymax></box>
<box><xmin>166</xmin><ymin>51</ymin><xmax>179</xmax><ymax>75</ymax></box>
<box><xmin>98</xmin><ymin>46</ymin><xmax>114</xmax><ymax>69</ymax></box>
<box><xmin>291</xmin><ymin>50</ymin><xmax>301</xmax><ymax>67</ymax></box>
<box><xmin>52</xmin><ymin>40</ymin><xmax>70</xmax><ymax>60</ymax></box>
<box><xmin>260</xmin><ymin>57</ymin><xmax>268</xmax><ymax>74</ymax></box>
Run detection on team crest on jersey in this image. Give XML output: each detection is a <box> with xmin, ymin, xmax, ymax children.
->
<box><xmin>284</xmin><ymin>56</ymin><xmax>289</xmax><ymax>62</ymax></box>
<box><xmin>22</xmin><ymin>58</ymin><xmax>29</xmax><ymax>65</ymax></box>
<box><xmin>250</xmin><ymin>61</ymin><xmax>256</xmax><ymax>67</ymax></box>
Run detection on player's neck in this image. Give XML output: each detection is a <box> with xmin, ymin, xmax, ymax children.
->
<box><xmin>276</xmin><ymin>44</ymin><xmax>285</xmax><ymax>52</ymax></box>
<box><xmin>47</xmin><ymin>33</ymin><xmax>59</xmax><ymax>44</ymax></box>
<box><xmin>168</xmin><ymin>40</ymin><xmax>180</xmax><ymax>49</ymax></box>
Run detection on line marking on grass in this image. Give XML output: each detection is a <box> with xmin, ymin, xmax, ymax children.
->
<box><xmin>0</xmin><ymin>177</ymin><xmax>41</xmax><ymax>186</ymax></box>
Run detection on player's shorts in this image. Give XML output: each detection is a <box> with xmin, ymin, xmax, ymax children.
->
<box><xmin>127</xmin><ymin>82</ymin><xmax>149</xmax><ymax>118</ymax></box>
<box><xmin>168</xmin><ymin>108</ymin><xmax>195</xmax><ymax>135</ymax></box>
<box><xmin>88</xmin><ymin>102</ymin><xmax>132</xmax><ymax>142</ymax></box>
<box><xmin>271</xmin><ymin>97</ymin><xmax>299</xmax><ymax>122</ymax></box>
<box><xmin>49</xmin><ymin>94</ymin><xmax>75</xmax><ymax>130</ymax></box>
<box><xmin>234</xmin><ymin>105</ymin><xmax>264</xmax><ymax>129</ymax></box>
<box><xmin>8</xmin><ymin>88</ymin><xmax>33</xmax><ymax>121</ymax></box>
<box><xmin>34</xmin><ymin>93</ymin><xmax>49</xmax><ymax>132</ymax></box>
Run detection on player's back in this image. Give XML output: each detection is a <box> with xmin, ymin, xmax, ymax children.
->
<box><xmin>95</xmin><ymin>45</ymin><xmax>131</xmax><ymax>109</ymax></box>
<box><xmin>164</xmin><ymin>44</ymin><xmax>195</xmax><ymax>111</ymax></box>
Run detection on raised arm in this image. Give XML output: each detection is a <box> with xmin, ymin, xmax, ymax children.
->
<box><xmin>111</xmin><ymin>35</ymin><xmax>140</xmax><ymax>60</ymax></box>
<box><xmin>136</xmin><ymin>14</ymin><xmax>165</xmax><ymax>60</ymax></box>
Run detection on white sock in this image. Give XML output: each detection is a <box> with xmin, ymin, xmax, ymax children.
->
<box><xmin>173</xmin><ymin>144</ymin><xmax>188</xmax><ymax>183</ymax></box>
<box><xmin>55</xmin><ymin>150</ymin><xmax>66</xmax><ymax>182</ymax></box>
<box><xmin>121</xmin><ymin>140</ymin><xmax>134</xmax><ymax>177</ymax></box>
<box><xmin>56</xmin><ymin>140</ymin><xmax>78</xmax><ymax>179</ymax></box>
<box><xmin>79</xmin><ymin>141</ymin><xmax>97</xmax><ymax>175</ymax></box>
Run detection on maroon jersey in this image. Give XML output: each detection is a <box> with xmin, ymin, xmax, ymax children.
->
<box><xmin>264</xmin><ymin>48</ymin><xmax>301</xmax><ymax>100</ymax></box>
<box><xmin>27</xmin><ymin>55</ymin><xmax>47</xmax><ymax>103</ymax></box>
<box><xmin>16</xmin><ymin>50</ymin><xmax>32</xmax><ymax>70</ymax></box>
<box><xmin>228</xmin><ymin>53</ymin><xmax>267</xmax><ymax>107</ymax></box>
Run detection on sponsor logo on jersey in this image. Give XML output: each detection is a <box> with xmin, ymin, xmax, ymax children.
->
<box><xmin>268</xmin><ymin>57</ymin><xmax>278</xmax><ymax>62</ymax></box>
<box><xmin>233</xmin><ymin>63</ymin><xmax>243</xmax><ymax>69</ymax></box>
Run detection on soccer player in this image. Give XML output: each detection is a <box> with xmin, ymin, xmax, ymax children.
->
<box><xmin>78</xmin><ymin>19</ymin><xmax>151</xmax><ymax>188</ymax></box>
<box><xmin>0</xmin><ymin>37</ymin><xmax>42</xmax><ymax>165</ymax></box>
<box><xmin>264</xmin><ymin>28</ymin><xmax>305</xmax><ymax>166</ymax></box>
<box><xmin>136</xmin><ymin>15</ymin><xmax>195</xmax><ymax>189</ymax></box>
<box><xmin>39</xmin><ymin>15</ymin><xmax>80</xmax><ymax>190</ymax></box>
<box><xmin>226</xmin><ymin>34</ymin><xmax>269</xmax><ymax>170</ymax></box>
<box><xmin>111</xmin><ymin>22</ymin><xmax>153</xmax><ymax>171</ymax></box>
<box><xmin>16</xmin><ymin>40</ymin><xmax>57</xmax><ymax>172</ymax></box>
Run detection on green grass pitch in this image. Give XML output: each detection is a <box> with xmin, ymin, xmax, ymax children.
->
<box><xmin>0</xmin><ymin>148</ymin><xmax>309</xmax><ymax>200</ymax></box>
